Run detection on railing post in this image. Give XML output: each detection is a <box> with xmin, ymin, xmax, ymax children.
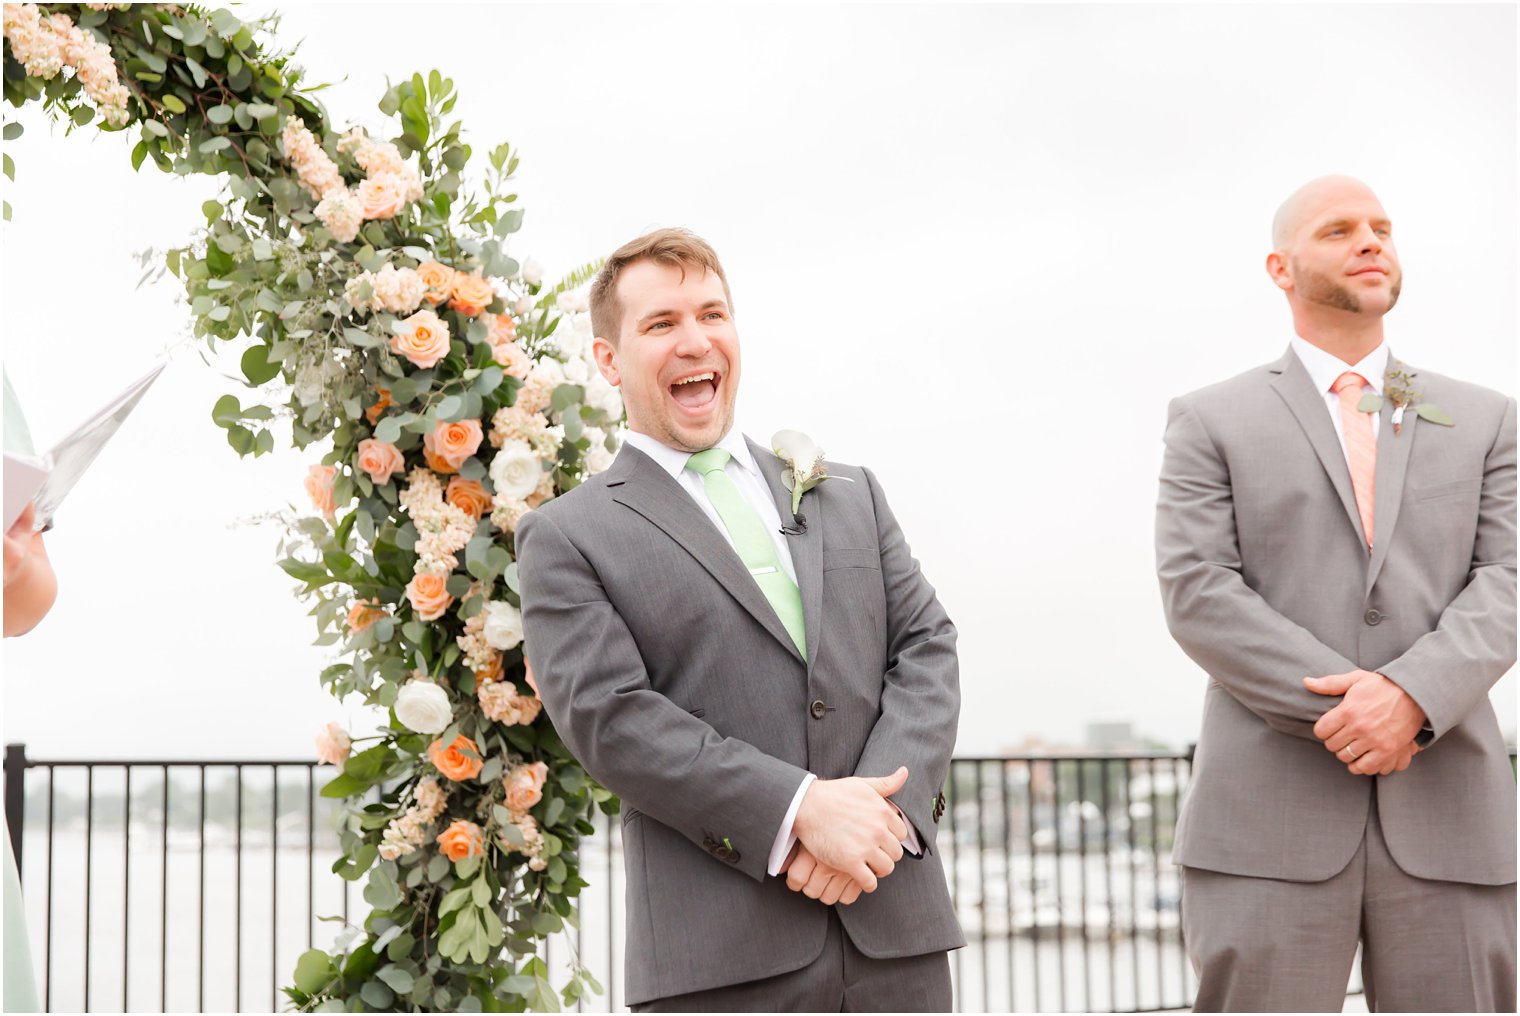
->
<box><xmin>4</xmin><ymin>742</ymin><xmax>26</xmax><ymax>875</ymax></box>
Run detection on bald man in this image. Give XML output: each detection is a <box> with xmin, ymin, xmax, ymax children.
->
<box><xmin>1156</xmin><ymin>176</ymin><xmax>1516</xmax><ymax>1011</ymax></box>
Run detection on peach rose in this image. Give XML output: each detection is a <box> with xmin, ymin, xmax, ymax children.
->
<box><xmin>356</xmin><ymin>438</ymin><xmax>405</xmax><ymax>486</ymax></box>
<box><xmin>406</xmin><ymin>572</ymin><xmax>454</xmax><ymax>621</ymax></box>
<box><xmin>487</xmin><ymin>312</ymin><xmax>517</xmax><ymax>344</ymax></box>
<box><xmin>491</xmin><ymin>338</ymin><xmax>532</xmax><ymax>380</ymax></box>
<box><xmin>314</xmin><ymin>722</ymin><xmax>351</xmax><ymax>768</ymax></box>
<box><xmin>428</xmin><ymin>418</ymin><xmax>484</xmax><ymax>470</ymax></box>
<box><xmin>357</xmin><ymin>171</ymin><xmax>407</xmax><ymax>220</ymax></box>
<box><xmin>449</xmin><ymin>273</ymin><xmax>496</xmax><ymax>317</ymax></box>
<box><xmin>504</xmin><ymin>761</ymin><xmax>549</xmax><ymax>815</ymax></box>
<box><xmin>390</xmin><ymin>309</ymin><xmax>452</xmax><ymax>369</ymax></box>
<box><xmin>365</xmin><ymin>387</ymin><xmax>393</xmax><ymax>425</ymax></box>
<box><xmin>305</xmin><ymin>464</ymin><xmax>337</xmax><ymax>518</ymax></box>
<box><xmin>347</xmin><ymin>598</ymin><xmax>386</xmax><ymax>633</ymax></box>
<box><xmin>428</xmin><ymin>734</ymin><xmax>484</xmax><ymax>782</ymax></box>
<box><xmin>435</xmin><ymin>819</ymin><xmax>484</xmax><ymax>861</ymax></box>
<box><xmin>446</xmin><ymin>477</ymin><xmax>493</xmax><ymax>520</ymax></box>
<box><xmin>416</xmin><ymin>261</ymin><xmax>456</xmax><ymax>305</ymax></box>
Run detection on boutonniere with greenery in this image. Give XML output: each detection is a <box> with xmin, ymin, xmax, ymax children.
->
<box><xmin>1356</xmin><ymin>365</ymin><xmax>1454</xmax><ymax>435</ymax></box>
<box><xmin>771</xmin><ymin>429</ymin><xmax>852</xmax><ymax>531</ymax></box>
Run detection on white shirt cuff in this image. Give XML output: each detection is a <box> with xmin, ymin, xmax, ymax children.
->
<box><xmin>767</xmin><ymin>773</ymin><xmax>816</xmax><ymax>876</ymax></box>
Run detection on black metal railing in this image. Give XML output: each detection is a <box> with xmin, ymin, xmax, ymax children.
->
<box><xmin>6</xmin><ymin>746</ymin><xmax>1198</xmax><ymax>1012</ymax></box>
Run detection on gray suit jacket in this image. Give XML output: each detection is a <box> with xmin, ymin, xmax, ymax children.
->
<box><xmin>517</xmin><ymin>437</ymin><xmax>964</xmax><ymax>1005</ymax></box>
<box><xmin>1157</xmin><ymin>348</ymin><xmax>1516</xmax><ymax>885</ymax></box>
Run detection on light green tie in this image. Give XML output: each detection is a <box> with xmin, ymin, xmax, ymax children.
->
<box><xmin>686</xmin><ymin>448</ymin><xmax>806</xmax><ymax>657</ymax></box>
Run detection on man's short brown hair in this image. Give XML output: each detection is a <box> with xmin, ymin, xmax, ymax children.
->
<box><xmin>589</xmin><ymin>228</ymin><xmax>733</xmax><ymax>344</ymax></box>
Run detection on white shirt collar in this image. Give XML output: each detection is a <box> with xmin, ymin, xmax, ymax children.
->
<box><xmin>622</xmin><ymin>426</ymin><xmax>760</xmax><ymax>482</ymax></box>
<box><xmin>1290</xmin><ymin>335</ymin><xmax>1388</xmax><ymax>396</ymax></box>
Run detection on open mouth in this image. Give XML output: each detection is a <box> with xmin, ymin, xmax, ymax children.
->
<box><xmin>669</xmin><ymin>370</ymin><xmax>721</xmax><ymax>413</ymax></box>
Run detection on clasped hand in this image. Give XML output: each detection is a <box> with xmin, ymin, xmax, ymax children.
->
<box><xmin>1304</xmin><ymin>669</ymin><xmax>1425</xmax><ymax>776</ymax></box>
<box><xmin>782</xmin><ymin>767</ymin><xmax>909</xmax><ymax>906</ymax></box>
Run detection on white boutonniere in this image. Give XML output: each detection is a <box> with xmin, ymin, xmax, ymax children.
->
<box><xmin>771</xmin><ymin>429</ymin><xmax>852</xmax><ymax>529</ymax></box>
<box><xmin>1356</xmin><ymin>366</ymin><xmax>1454</xmax><ymax>436</ymax></box>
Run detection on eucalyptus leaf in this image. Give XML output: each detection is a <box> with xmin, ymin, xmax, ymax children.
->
<box><xmin>1415</xmin><ymin>403</ymin><xmax>1454</xmax><ymax>426</ymax></box>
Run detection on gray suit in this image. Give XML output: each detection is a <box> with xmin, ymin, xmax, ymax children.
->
<box><xmin>517</xmin><ymin>437</ymin><xmax>964</xmax><ymax>1008</ymax></box>
<box><xmin>1156</xmin><ymin>349</ymin><xmax>1516</xmax><ymax>1010</ymax></box>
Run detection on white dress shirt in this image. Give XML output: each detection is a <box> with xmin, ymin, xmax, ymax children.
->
<box><xmin>622</xmin><ymin>427</ymin><xmax>920</xmax><ymax>877</ymax></box>
<box><xmin>1290</xmin><ymin>335</ymin><xmax>1387</xmax><ymax>459</ymax></box>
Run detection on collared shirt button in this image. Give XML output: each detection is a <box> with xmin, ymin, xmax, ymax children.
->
<box><xmin>809</xmin><ymin>699</ymin><xmax>827</xmax><ymax>719</ymax></box>
<box><xmin>1365</xmin><ymin>609</ymin><xmax>1383</xmax><ymax>625</ymax></box>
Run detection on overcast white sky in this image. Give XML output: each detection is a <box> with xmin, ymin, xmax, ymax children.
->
<box><xmin>2</xmin><ymin>3</ymin><xmax>1514</xmax><ymax>760</ymax></box>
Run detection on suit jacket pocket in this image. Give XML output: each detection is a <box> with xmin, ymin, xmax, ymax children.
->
<box><xmin>824</xmin><ymin>547</ymin><xmax>881</xmax><ymax>571</ymax></box>
<box><xmin>1407</xmin><ymin>476</ymin><xmax>1482</xmax><ymax>503</ymax></box>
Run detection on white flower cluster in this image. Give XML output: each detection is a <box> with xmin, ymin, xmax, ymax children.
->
<box><xmin>399</xmin><ymin>467</ymin><xmax>476</xmax><ymax>575</ymax></box>
<box><xmin>3</xmin><ymin>5</ymin><xmax>131</xmax><ymax>125</ymax></box>
<box><xmin>378</xmin><ymin>777</ymin><xmax>449</xmax><ymax>861</ymax></box>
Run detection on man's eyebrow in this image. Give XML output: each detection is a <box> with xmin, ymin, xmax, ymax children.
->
<box><xmin>635</xmin><ymin>308</ymin><xmax>676</xmax><ymax>326</ymax></box>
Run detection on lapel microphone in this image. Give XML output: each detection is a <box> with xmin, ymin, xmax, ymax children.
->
<box><xmin>779</xmin><ymin>513</ymin><xmax>808</xmax><ymax>537</ymax></box>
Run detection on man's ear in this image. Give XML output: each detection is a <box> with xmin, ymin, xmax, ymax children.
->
<box><xmin>592</xmin><ymin>336</ymin><xmax>620</xmax><ymax>386</ymax></box>
<box><xmin>1266</xmin><ymin>251</ymin><xmax>1293</xmax><ymax>293</ymax></box>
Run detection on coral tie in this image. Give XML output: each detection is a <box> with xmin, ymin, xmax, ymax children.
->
<box><xmin>1333</xmin><ymin>371</ymin><xmax>1377</xmax><ymax>548</ymax></box>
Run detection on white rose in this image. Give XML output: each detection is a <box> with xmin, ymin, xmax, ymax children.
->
<box><xmin>555</xmin><ymin>325</ymin><xmax>587</xmax><ymax>359</ymax></box>
<box><xmin>490</xmin><ymin>440</ymin><xmax>542</xmax><ymax>500</ymax></box>
<box><xmin>394</xmin><ymin>681</ymin><xmax>453</xmax><ymax>734</ymax></box>
<box><xmin>586</xmin><ymin>375</ymin><xmax>624</xmax><ymax>419</ymax></box>
<box><xmin>555</xmin><ymin>291</ymin><xmax>577</xmax><ymax>314</ymax></box>
<box><xmin>520</xmin><ymin>258</ymin><xmax>544</xmax><ymax>285</ymax></box>
<box><xmin>585</xmin><ymin>442</ymin><xmax>615</xmax><ymax>474</ymax></box>
<box><xmin>483</xmin><ymin>600</ymin><xmax>524</xmax><ymax>651</ymax></box>
<box><xmin>530</xmin><ymin>357</ymin><xmax>566</xmax><ymax>389</ymax></box>
<box><xmin>562</xmin><ymin>356</ymin><xmax>590</xmax><ymax>385</ymax></box>
<box><xmin>566</xmin><ymin>291</ymin><xmax>590</xmax><ymax>314</ymax></box>
<box><xmin>514</xmin><ymin>297</ymin><xmax>534</xmax><ymax>317</ymax></box>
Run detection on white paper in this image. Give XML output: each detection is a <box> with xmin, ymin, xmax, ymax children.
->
<box><xmin>9</xmin><ymin>361</ymin><xmax>166</xmax><ymax>532</ymax></box>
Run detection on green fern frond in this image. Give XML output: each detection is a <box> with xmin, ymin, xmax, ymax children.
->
<box><xmin>535</xmin><ymin>259</ymin><xmax>605</xmax><ymax>310</ymax></box>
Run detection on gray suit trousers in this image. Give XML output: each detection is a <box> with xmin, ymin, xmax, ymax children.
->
<box><xmin>1181</xmin><ymin>797</ymin><xmax>1517</xmax><ymax>1013</ymax></box>
<box><xmin>630</xmin><ymin>909</ymin><xmax>952</xmax><ymax>1013</ymax></box>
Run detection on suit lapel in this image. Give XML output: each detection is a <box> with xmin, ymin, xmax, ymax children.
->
<box><xmin>1269</xmin><ymin>349</ymin><xmax>1369</xmax><ymax>548</ymax></box>
<box><xmin>605</xmin><ymin>444</ymin><xmax>805</xmax><ymax>663</ymax></box>
<box><xmin>1366</xmin><ymin>357</ymin><xmax>1418</xmax><ymax>594</ymax></box>
<box><xmin>748</xmin><ymin>436</ymin><xmax>823</xmax><ymax>673</ymax></box>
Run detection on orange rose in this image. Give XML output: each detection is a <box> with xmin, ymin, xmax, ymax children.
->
<box><xmin>365</xmin><ymin>387</ymin><xmax>393</xmax><ymax>425</ymax></box>
<box><xmin>356</xmin><ymin>438</ymin><xmax>405</xmax><ymax>486</ymax></box>
<box><xmin>428</xmin><ymin>734</ymin><xmax>484</xmax><ymax>782</ymax></box>
<box><xmin>447</xmin><ymin>477</ymin><xmax>493</xmax><ymax>520</ymax></box>
<box><xmin>305</xmin><ymin>464</ymin><xmax>336</xmax><ymax>518</ymax></box>
<box><xmin>435</xmin><ymin>819</ymin><xmax>484</xmax><ymax>861</ymax></box>
<box><xmin>406</xmin><ymin>573</ymin><xmax>454</xmax><ymax>621</ymax></box>
<box><xmin>474</xmin><ymin>651</ymin><xmax>504</xmax><ymax>683</ymax></box>
<box><xmin>347</xmin><ymin>598</ymin><xmax>386</xmax><ymax>633</ymax></box>
<box><xmin>357</xmin><ymin>172</ymin><xmax>407</xmax><ymax>220</ymax></box>
<box><xmin>503</xmin><ymin>761</ymin><xmax>549</xmax><ymax>814</ymax></box>
<box><xmin>422</xmin><ymin>441</ymin><xmax>458</xmax><ymax>475</ymax></box>
<box><xmin>416</xmin><ymin>260</ymin><xmax>456</xmax><ymax>305</ymax></box>
<box><xmin>428</xmin><ymin>419</ymin><xmax>484</xmax><ymax>470</ymax></box>
<box><xmin>390</xmin><ymin>309</ymin><xmax>452</xmax><ymax>369</ymax></box>
<box><xmin>448</xmin><ymin>272</ymin><xmax>496</xmax><ymax>317</ymax></box>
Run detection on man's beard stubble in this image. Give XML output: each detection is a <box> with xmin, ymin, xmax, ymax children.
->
<box><xmin>1293</xmin><ymin>261</ymin><xmax>1402</xmax><ymax>314</ymax></box>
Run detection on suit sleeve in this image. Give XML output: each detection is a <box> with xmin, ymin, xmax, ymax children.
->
<box><xmin>1379</xmin><ymin>397</ymin><xmax>1517</xmax><ymax>742</ymax></box>
<box><xmin>1155</xmin><ymin>397</ymin><xmax>1359</xmax><ymax>741</ymax></box>
<box><xmin>517</xmin><ymin>508</ymin><xmax>809</xmax><ymax>883</ymax></box>
<box><xmin>850</xmin><ymin>468</ymin><xmax>960</xmax><ymax>853</ymax></box>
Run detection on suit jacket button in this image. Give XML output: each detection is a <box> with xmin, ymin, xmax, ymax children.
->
<box><xmin>810</xmin><ymin>699</ymin><xmax>827</xmax><ymax>719</ymax></box>
<box><xmin>1365</xmin><ymin>608</ymin><xmax>1383</xmax><ymax>625</ymax></box>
